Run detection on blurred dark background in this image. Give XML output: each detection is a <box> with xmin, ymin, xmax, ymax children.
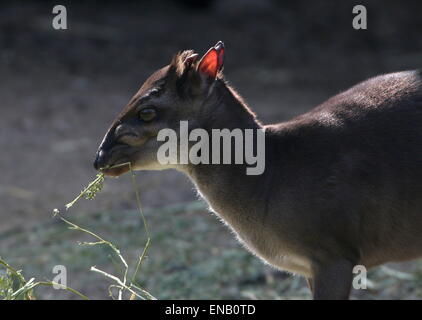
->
<box><xmin>0</xmin><ymin>0</ymin><xmax>421</xmax><ymax>299</ymax></box>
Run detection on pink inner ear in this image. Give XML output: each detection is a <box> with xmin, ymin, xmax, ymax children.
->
<box><xmin>198</xmin><ymin>49</ymin><xmax>218</xmax><ymax>78</ymax></box>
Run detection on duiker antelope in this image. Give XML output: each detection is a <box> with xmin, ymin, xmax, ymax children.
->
<box><xmin>94</xmin><ymin>42</ymin><xmax>422</xmax><ymax>299</ymax></box>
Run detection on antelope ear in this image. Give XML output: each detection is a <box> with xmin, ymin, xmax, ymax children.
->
<box><xmin>197</xmin><ymin>41</ymin><xmax>225</xmax><ymax>79</ymax></box>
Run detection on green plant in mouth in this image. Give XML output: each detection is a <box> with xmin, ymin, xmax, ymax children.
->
<box><xmin>65</xmin><ymin>173</ymin><xmax>105</xmax><ymax>209</ymax></box>
<box><xmin>1</xmin><ymin>162</ymin><xmax>153</xmax><ymax>300</ymax></box>
<box><xmin>58</xmin><ymin>162</ymin><xmax>154</xmax><ymax>300</ymax></box>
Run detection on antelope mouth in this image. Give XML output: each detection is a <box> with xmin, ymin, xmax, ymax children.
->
<box><xmin>100</xmin><ymin>162</ymin><xmax>131</xmax><ymax>177</ymax></box>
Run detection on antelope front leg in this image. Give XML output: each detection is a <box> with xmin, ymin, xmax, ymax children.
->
<box><xmin>311</xmin><ymin>259</ymin><xmax>354</xmax><ymax>300</ymax></box>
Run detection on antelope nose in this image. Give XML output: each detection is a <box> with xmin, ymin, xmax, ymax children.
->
<box><xmin>93</xmin><ymin>149</ymin><xmax>107</xmax><ymax>171</ymax></box>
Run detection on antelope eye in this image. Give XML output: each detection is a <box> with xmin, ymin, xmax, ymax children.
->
<box><xmin>139</xmin><ymin>107</ymin><xmax>157</xmax><ymax>122</ymax></box>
